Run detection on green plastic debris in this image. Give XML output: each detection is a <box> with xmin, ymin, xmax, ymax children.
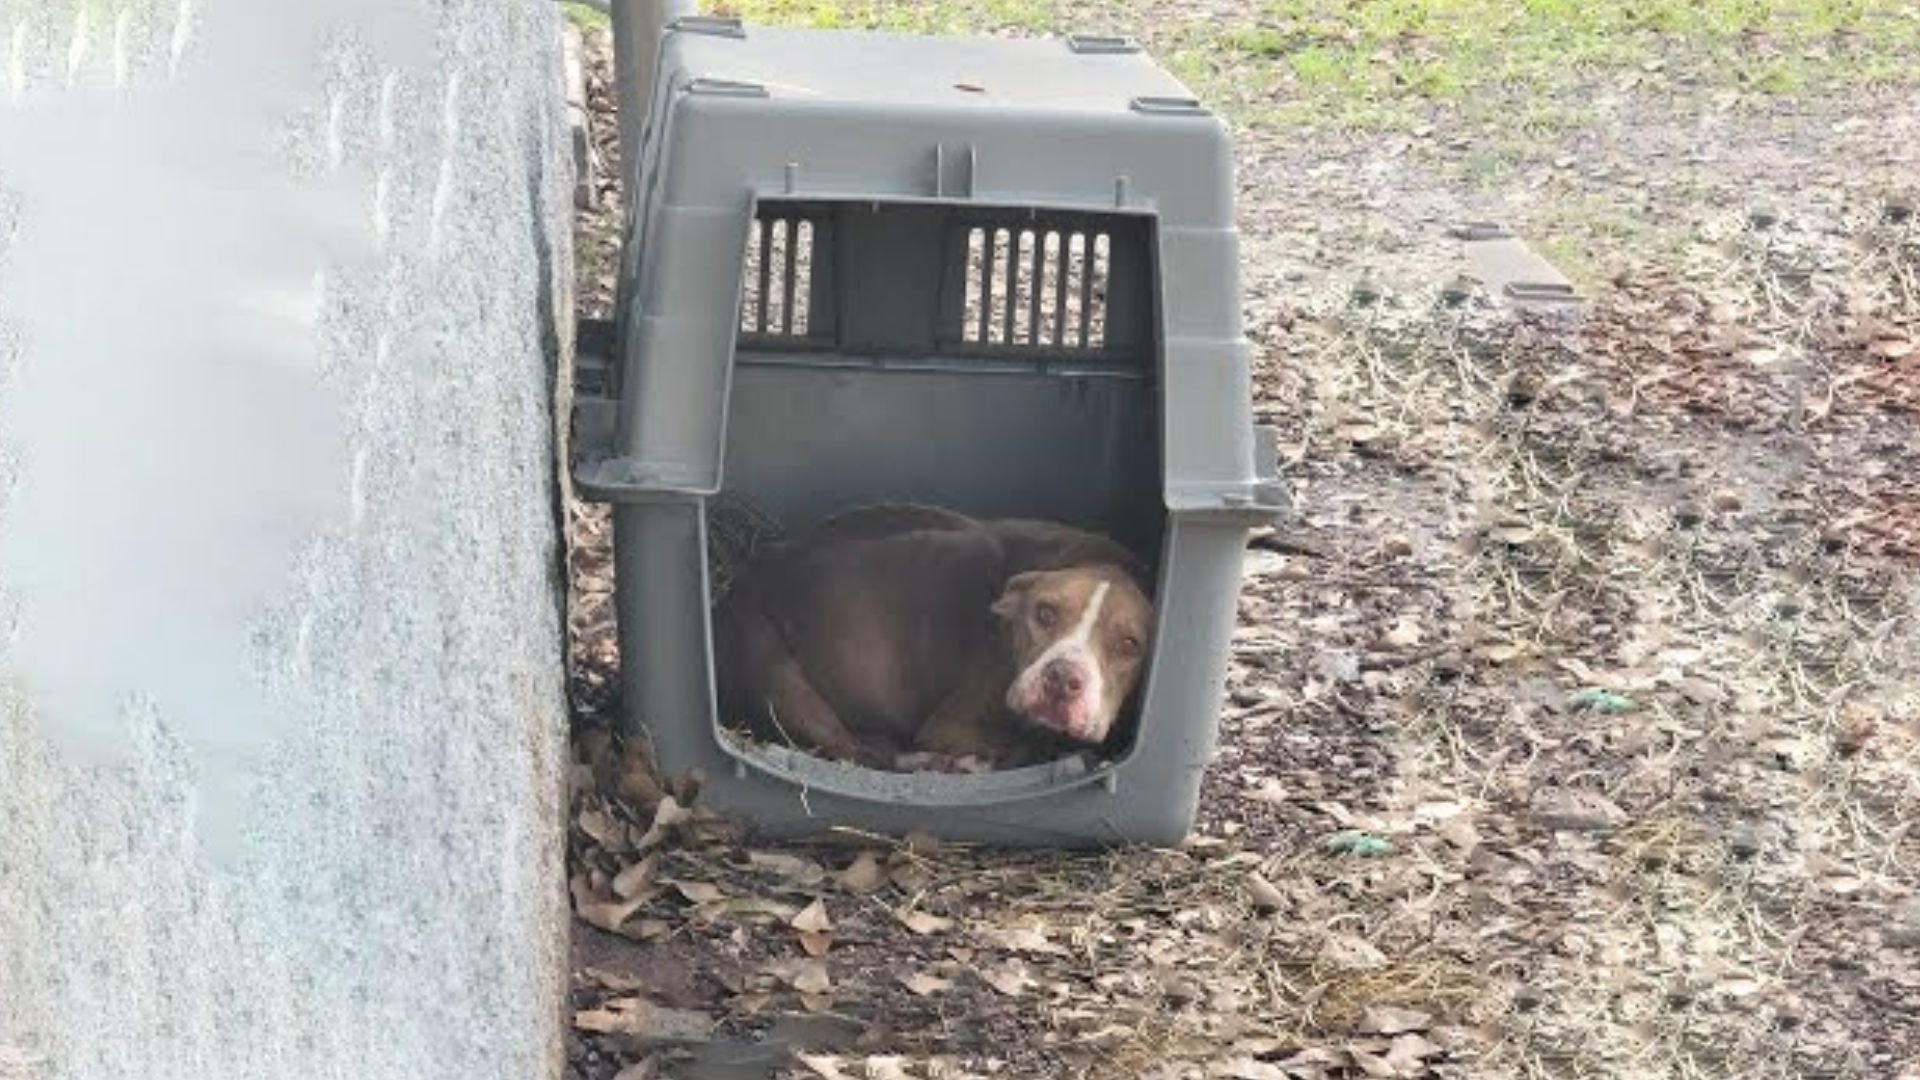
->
<box><xmin>1350</xmin><ymin>273</ymin><xmax>1382</xmax><ymax>308</ymax></box>
<box><xmin>1322</xmin><ymin>830</ymin><xmax>1395</xmax><ymax>858</ymax></box>
<box><xmin>1571</xmin><ymin>688</ymin><xmax>1636</xmax><ymax>714</ymax></box>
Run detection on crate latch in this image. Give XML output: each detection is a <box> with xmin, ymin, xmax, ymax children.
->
<box><xmin>1129</xmin><ymin>96</ymin><xmax>1208</xmax><ymax>117</ymax></box>
<box><xmin>1449</xmin><ymin>221</ymin><xmax>1512</xmax><ymax>242</ymax></box>
<box><xmin>1068</xmin><ymin>34</ymin><xmax>1141</xmax><ymax>55</ymax></box>
<box><xmin>1504</xmin><ymin>281</ymin><xmax>1579</xmax><ymax>304</ymax></box>
<box><xmin>685</xmin><ymin>77</ymin><xmax>768</xmax><ymax>99</ymax></box>
<box><xmin>667</xmin><ymin>15</ymin><xmax>746</xmax><ymax>38</ymax></box>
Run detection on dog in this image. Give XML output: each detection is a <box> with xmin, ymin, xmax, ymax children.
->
<box><xmin>713</xmin><ymin>504</ymin><xmax>1154</xmax><ymax>771</ymax></box>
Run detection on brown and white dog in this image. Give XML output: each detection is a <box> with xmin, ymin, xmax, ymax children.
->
<box><xmin>713</xmin><ymin>504</ymin><xmax>1154</xmax><ymax>771</ymax></box>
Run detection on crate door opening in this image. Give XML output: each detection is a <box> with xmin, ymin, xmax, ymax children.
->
<box><xmin>712</xmin><ymin>198</ymin><xmax>1165</xmax><ymax>774</ymax></box>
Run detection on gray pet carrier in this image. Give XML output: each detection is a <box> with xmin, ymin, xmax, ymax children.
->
<box><xmin>573</xmin><ymin>15</ymin><xmax>1284</xmax><ymax>847</ymax></box>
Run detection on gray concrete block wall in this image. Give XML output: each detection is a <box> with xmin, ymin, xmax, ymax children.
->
<box><xmin>0</xmin><ymin>2</ymin><xmax>573</xmax><ymax>1078</ymax></box>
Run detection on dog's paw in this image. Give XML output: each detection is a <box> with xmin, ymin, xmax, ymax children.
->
<box><xmin>894</xmin><ymin>751</ymin><xmax>993</xmax><ymax>775</ymax></box>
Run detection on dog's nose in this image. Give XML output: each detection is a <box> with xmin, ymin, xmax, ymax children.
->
<box><xmin>1043</xmin><ymin>660</ymin><xmax>1085</xmax><ymax>699</ymax></box>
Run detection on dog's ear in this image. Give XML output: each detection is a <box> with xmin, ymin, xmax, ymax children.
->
<box><xmin>990</xmin><ymin>571</ymin><xmax>1045</xmax><ymax>619</ymax></box>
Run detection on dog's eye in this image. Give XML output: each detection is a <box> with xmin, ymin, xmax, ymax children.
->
<box><xmin>1034</xmin><ymin>602</ymin><xmax>1060</xmax><ymax>629</ymax></box>
<box><xmin>1114</xmin><ymin>636</ymin><xmax>1143</xmax><ymax>660</ymax></box>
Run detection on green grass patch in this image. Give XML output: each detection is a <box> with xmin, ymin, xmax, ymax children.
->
<box><xmin>708</xmin><ymin>0</ymin><xmax>1061</xmax><ymax>34</ymax></box>
<box><xmin>560</xmin><ymin>1</ymin><xmax>611</xmax><ymax>35</ymax></box>
<box><xmin>1193</xmin><ymin>0</ymin><xmax>1920</xmax><ymax>131</ymax></box>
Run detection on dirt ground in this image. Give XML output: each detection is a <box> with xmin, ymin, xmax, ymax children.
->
<box><xmin>560</xmin><ymin>5</ymin><xmax>1919</xmax><ymax>1078</ymax></box>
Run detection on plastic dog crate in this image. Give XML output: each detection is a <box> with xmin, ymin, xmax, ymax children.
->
<box><xmin>573</xmin><ymin>16</ymin><xmax>1284</xmax><ymax>847</ymax></box>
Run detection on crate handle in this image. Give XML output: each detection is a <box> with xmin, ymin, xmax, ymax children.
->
<box><xmin>1067</xmin><ymin>34</ymin><xmax>1140</xmax><ymax>55</ymax></box>
<box><xmin>667</xmin><ymin>15</ymin><xmax>746</xmax><ymax>38</ymax></box>
<box><xmin>685</xmin><ymin>77</ymin><xmax>768</xmax><ymax>99</ymax></box>
<box><xmin>1450</xmin><ymin>220</ymin><xmax>1512</xmax><ymax>241</ymax></box>
<box><xmin>1504</xmin><ymin>281</ymin><xmax>1580</xmax><ymax>302</ymax></box>
<box><xmin>1129</xmin><ymin>95</ymin><xmax>1208</xmax><ymax>116</ymax></box>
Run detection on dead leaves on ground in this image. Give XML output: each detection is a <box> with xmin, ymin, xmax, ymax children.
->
<box><xmin>793</xmin><ymin>1012</ymin><xmax>1451</xmax><ymax>1080</ymax></box>
<box><xmin>837</xmin><ymin>851</ymin><xmax>889</xmax><ymax>893</ymax></box>
<box><xmin>1209</xmin><ymin>1031</ymin><xmax>1444</xmax><ymax>1080</ymax></box>
<box><xmin>572</xmin><ymin>997</ymin><xmax>715</xmax><ymax>1042</ymax></box>
<box><xmin>795</xmin><ymin>1054</ymin><xmax>927</xmax><ymax>1080</ymax></box>
<box><xmin>893</xmin><ymin>909</ymin><xmax>954</xmax><ymax>936</ymax></box>
<box><xmin>565</xmin><ymin>726</ymin><xmax>1471</xmax><ymax>1077</ymax></box>
<box><xmin>560</xmin><ymin>193</ymin><xmax>1920</xmax><ymax>1077</ymax></box>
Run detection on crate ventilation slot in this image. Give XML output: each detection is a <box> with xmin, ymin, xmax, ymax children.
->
<box><xmin>963</xmin><ymin>227</ymin><xmax>1110</xmax><ymax>349</ymax></box>
<box><xmin>740</xmin><ymin>215</ymin><xmax>816</xmax><ymax>337</ymax></box>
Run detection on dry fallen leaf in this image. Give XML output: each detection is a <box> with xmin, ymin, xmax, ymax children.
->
<box><xmin>571</xmin><ymin>999</ymin><xmax>715</xmax><ymax>1041</ymax></box>
<box><xmin>611</xmin><ymin>853</ymin><xmax>661</xmax><ymax>901</ymax></box>
<box><xmin>1675</xmin><ymin>676</ymin><xmax>1726</xmax><ymax>706</ymax></box>
<box><xmin>796</xmin><ymin>1053</ymin><xmax>852</xmax><ymax>1080</ymax></box>
<box><xmin>1346</xmin><ymin>1047</ymin><xmax>1398</xmax><ymax>1079</ymax></box>
<box><xmin>576</xmin><ymin>807</ymin><xmax>619</xmax><ymax>847</ymax></box>
<box><xmin>1279</xmin><ymin>1048</ymin><xmax>1348</xmax><ymax>1072</ymax></box>
<box><xmin>713</xmin><ymin>896</ymin><xmax>798</xmax><ymax>923</ymax></box>
<box><xmin>670</xmin><ymin>880</ymin><xmax>726</xmax><ymax>905</ymax></box>
<box><xmin>1531</xmin><ymin>788</ymin><xmax>1627</xmax><ymax>832</ymax></box>
<box><xmin>574</xmin><ymin>880</ymin><xmax>651</xmax><ymax>934</ymax></box>
<box><xmin>1247</xmin><ymin>779</ymin><xmax>1290</xmax><ymax>805</ymax></box>
<box><xmin>799</xmin><ymin>931</ymin><xmax>833</xmax><ymax>958</ymax></box>
<box><xmin>1358</xmin><ymin>1004</ymin><xmax>1433</xmax><ymax>1036</ymax></box>
<box><xmin>1382</xmin><ymin>617</ymin><xmax>1424</xmax><ymax>649</ymax></box>
<box><xmin>749</xmin><ymin>851</ymin><xmax>828</xmax><ymax>886</ymax></box>
<box><xmin>583</xmin><ymin>966</ymin><xmax>647</xmax><ymax>993</ymax></box>
<box><xmin>1338</xmin><ymin>422</ymin><xmax>1384</xmax><ymax>444</ymax></box>
<box><xmin>1246</xmin><ymin>872</ymin><xmax>1287</xmax><ymax>913</ymax></box>
<box><xmin>634</xmin><ymin>796</ymin><xmax>692</xmax><ymax>850</ymax></box>
<box><xmin>617</xmin><ymin>743</ymin><xmax>665</xmax><ymax>806</ymax></box>
<box><xmin>896</xmin><ymin>909</ymin><xmax>954</xmax><ymax>935</ymax></box>
<box><xmin>977</xmin><ymin>959</ymin><xmax>1036</xmax><ymax>997</ymax></box>
<box><xmin>1318</xmin><ymin>932</ymin><xmax>1388</xmax><ymax>972</ymax></box>
<box><xmin>901</xmin><ymin>971</ymin><xmax>953</xmax><ymax>997</ymax></box>
<box><xmin>1384</xmin><ymin>1032</ymin><xmax>1441</xmax><ymax>1070</ymax></box>
<box><xmin>1826</xmin><ymin>875</ymin><xmax>1865</xmax><ymax>897</ymax></box>
<box><xmin>838</xmin><ymin>852</ymin><xmax>888</xmax><ymax>894</ymax></box>
<box><xmin>1478</xmin><ymin>641</ymin><xmax>1526</xmax><ymax>664</ymax></box>
<box><xmin>889</xmin><ymin>861</ymin><xmax>933</xmax><ymax>893</ymax></box>
<box><xmin>791</xmin><ymin>899</ymin><xmax>833</xmax><ymax>934</ymax></box>
<box><xmin>976</xmin><ymin>924</ymin><xmax>1067</xmax><ymax>956</ymax></box>
<box><xmin>864</xmin><ymin>1056</ymin><xmax>913</xmax><ymax>1080</ymax></box>
<box><xmin>625</xmin><ymin>918</ymin><xmax>673</xmax><ymax>941</ymax></box>
<box><xmin>1437</xmin><ymin>817</ymin><xmax>1481</xmax><ymax>852</ymax></box>
<box><xmin>771</xmin><ymin>958</ymin><xmax>833</xmax><ymax>995</ymax></box>
<box><xmin>1208</xmin><ymin>1059</ymin><xmax>1289</xmax><ymax>1080</ymax></box>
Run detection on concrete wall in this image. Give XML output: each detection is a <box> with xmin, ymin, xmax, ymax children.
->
<box><xmin>0</xmin><ymin>2</ymin><xmax>572</xmax><ymax>1078</ymax></box>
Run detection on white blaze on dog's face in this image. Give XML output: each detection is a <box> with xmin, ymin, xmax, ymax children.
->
<box><xmin>991</xmin><ymin>566</ymin><xmax>1153</xmax><ymax>744</ymax></box>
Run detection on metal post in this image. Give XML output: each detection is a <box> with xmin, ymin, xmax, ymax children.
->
<box><xmin>609</xmin><ymin>0</ymin><xmax>698</xmax><ymax>181</ymax></box>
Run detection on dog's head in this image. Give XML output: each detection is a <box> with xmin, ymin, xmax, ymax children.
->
<box><xmin>991</xmin><ymin>565</ymin><xmax>1154</xmax><ymax>745</ymax></box>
